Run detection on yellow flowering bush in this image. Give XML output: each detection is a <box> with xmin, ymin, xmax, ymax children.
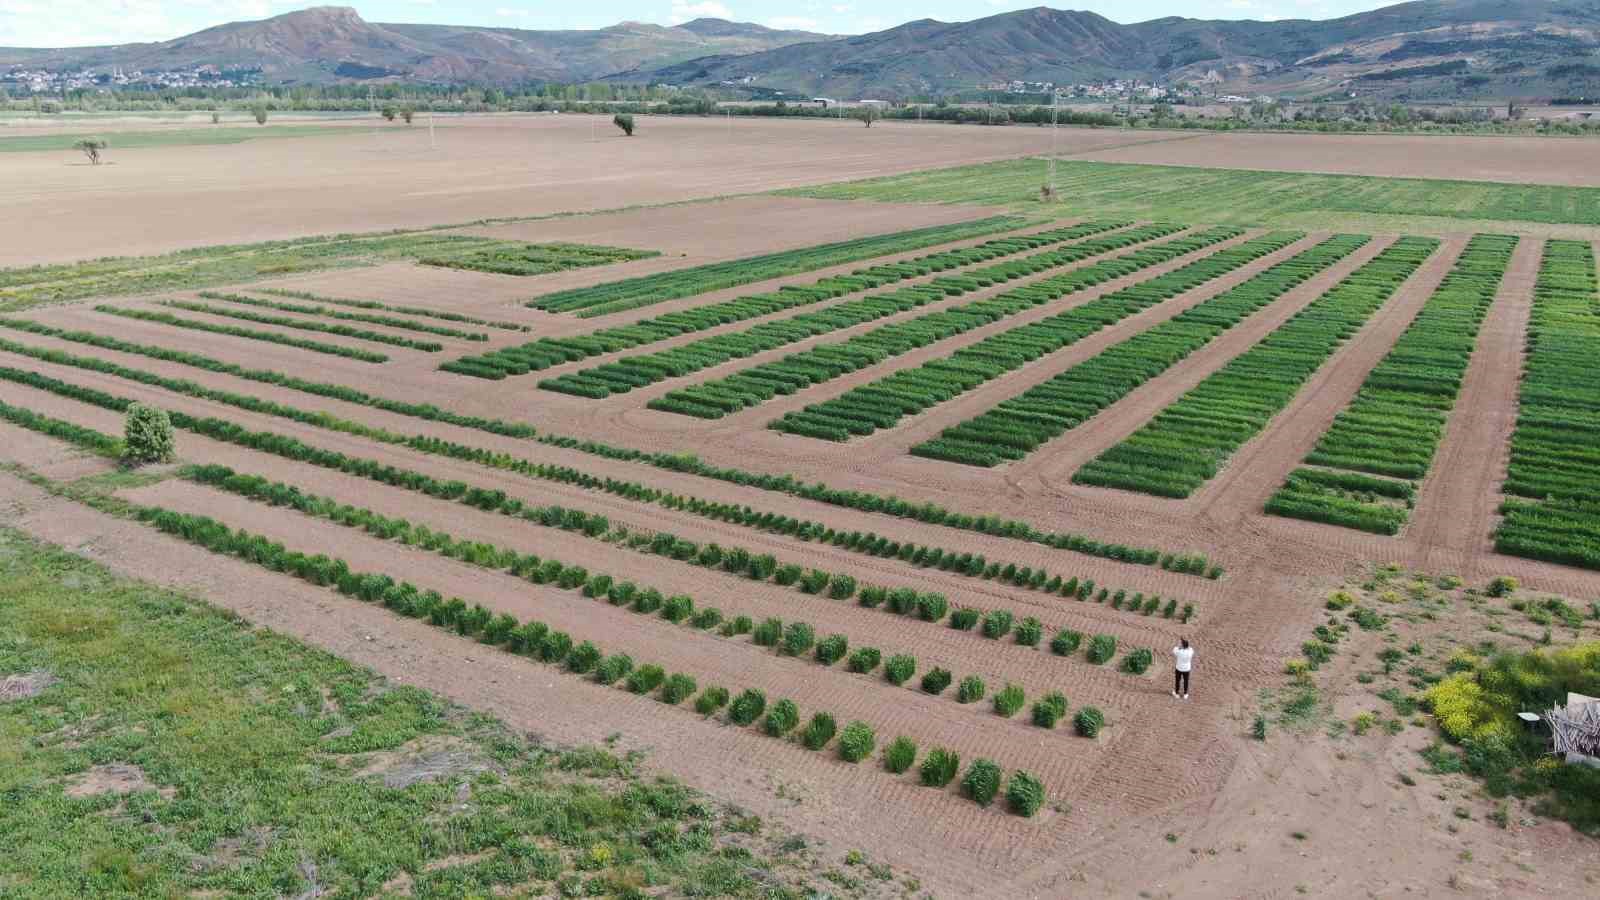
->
<box><xmin>1426</xmin><ymin>674</ymin><xmax>1513</xmax><ymax>743</ymax></box>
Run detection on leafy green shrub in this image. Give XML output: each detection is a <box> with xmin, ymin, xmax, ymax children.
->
<box><xmin>920</xmin><ymin>748</ymin><xmax>960</xmax><ymax>787</ymax></box>
<box><xmin>690</xmin><ymin>608</ymin><xmax>723</xmax><ymax>630</ymax></box>
<box><xmin>727</xmin><ymin>615</ymin><xmax>753</xmax><ymax>636</ymax></box>
<box><xmin>993</xmin><ymin>684</ymin><xmax>1025</xmax><ymax>717</ymax></box>
<box><xmin>539</xmin><ymin>631</ymin><xmax>573</xmax><ymax>663</ymax></box>
<box><xmin>661</xmin><ymin>594</ymin><xmax>694</xmax><ymax>623</ymax></box>
<box><xmin>752</xmin><ymin>618</ymin><xmax>783</xmax><ymax>647</ymax></box>
<box><xmin>774</xmin><ymin>564</ymin><xmax>802</xmax><ymax>586</ymax></box>
<box><xmin>780</xmin><ymin>622</ymin><xmax>815</xmax><ymax>656</ymax></box>
<box><xmin>763</xmin><ymin>699</ymin><xmax>800</xmax><ymax>736</ymax></box>
<box><xmin>1074</xmin><ymin>706</ymin><xmax>1105</xmax><ymax>737</ymax></box>
<box><xmin>828</xmin><ymin>574</ymin><xmax>857</xmax><ymax>600</ymax></box>
<box><xmin>660</xmin><ymin>673</ymin><xmax>697</xmax><ymax>705</ymax></box>
<box><xmin>961</xmin><ymin>759</ymin><xmax>1002</xmax><ymax>806</ymax></box>
<box><xmin>921</xmin><ymin>667</ymin><xmax>952</xmax><ymax>694</ymax></box>
<box><xmin>916</xmin><ymin>593</ymin><xmax>949</xmax><ymax>622</ymax></box>
<box><xmin>1014</xmin><ymin>617</ymin><xmax>1043</xmax><ymax>646</ymax></box>
<box><xmin>858</xmin><ymin>585</ymin><xmax>887</xmax><ymax>608</ymax></box>
<box><xmin>815</xmin><ymin>634</ymin><xmax>849</xmax><ymax>666</ymax></box>
<box><xmin>1006</xmin><ymin>772</ymin><xmax>1045</xmax><ymax>817</ymax></box>
<box><xmin>1122</xmin><ymin>648</ymin><xmax>1153</xmax><ymax>674</ymax></box>
<box><xmin>122</xmin><ymin>403</ymin><xmax>175</xmax><ymax>465</ymax></box>
<box><xmin>1032</xmin><ymin>692</ymin><xmax>1067</xmax><ymax>728</ymax></box>
<box><xmin>1050</xmin><ymin>629</ymin><xmax>1082</xmax><ymax>656</ymax></box>
<box><xmin>633</xmin><ymin>589</ymin><xmax>663</xmax><ymax>614</ymax></box>
<box><xmin>1087</xmin><ymin>634</ymin><xmax>1118</xmax><ymax>665</ymax></box>
<box><xmin>1488</xmin><ymin>576</ymin><xmax>1518</xmax><ymax>597</ymax></box>
<box><xmin>799</xmin><ymin>569</ymin><xmax>831</xmax><ymax>594</ymax></box>
<box><xmin>838</xmin><ymin>721</ymin><xmax>875</xmax><ymax>763</ymax></box>
<box><xmin>884</xmin><ymin>736</ymin><xmax>918</xmax><ymax>773</ymax></box>
<box><xmin>981</xmin><ymin>610</ymin><xmax>1014</xmax><ymax>639</ymax></box>
<box><xmin>949</xmin><ymin>608</ymin><xmax>980</xmax><ymax>630</ymax></box>
<box><xmin>728</xmin><ymin>689</ymin><xmax>766</xmax><ymax>725</ymax></box>
<box><xmin>626</xmin><ymin>664</ymin><xmax>666</xmax><ymax>694</ymax></box>
<box><xmin>612</xmin><ymin>113</ymin><xmax>635</xmax><ymax>136</ymax></box>
<box><xmin>884</xmin><ymin>655</ymin><xmax>916</xmax><ymax>685</ymax></box>
<box><xmin>567</xmin><ymin>641</ymin><xmax>602</xmax><ymax>673</ymax></box>
<box><xmin>695</xmin><ymin>686</ymin><xmax>729</xmax><ymax>715</ymax></box>
<box><xmin>801</xmin><ymin>712</ymin><xmax>837</xmax><ymax>750</ymax></box>
<box><xmin>956</xmin><ymin>675</ymin><xmax>986</xmax><ymax>704</ymax></box>
<box><xmin>847</xmin><ymin>647</ymin><xmax>882</xmax><ymax>673</ymax></box>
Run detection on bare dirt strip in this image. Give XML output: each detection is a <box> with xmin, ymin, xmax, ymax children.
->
<box><xmin>1406</xmin><ymin>238</ymin><xmax>1542</xmax><ymax>572</ymax></box>
<box><xmin>1014</xmin><ymin>235</ymin><xmax>1397</xmax><ymax>485</ymax></box>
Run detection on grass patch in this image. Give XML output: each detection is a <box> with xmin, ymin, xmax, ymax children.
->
<box><xmin>0</xmin><ymin>125</ymin><xmax>353</xmax><ymax>154</ymax></box>
<box><xmin>0</xmin><ymin>527</ymin><xmax>865</xmax><ymax>897</ymax></box>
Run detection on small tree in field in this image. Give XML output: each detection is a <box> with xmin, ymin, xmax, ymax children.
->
<box><xmin>75</xmin><ymin>139</ymin><xmax>107</xmax><ymax>165</ymax></box>
<box><xmin>122</xmin><ymin>403</ymin><xmax>175</xmax><ymax>466</ymax></box>
<box><xmin>858</xmin><ymin>105</ymin><xmax>880</xmax><ymax>128</ymax></box>
<box><xmin>251</xmin><ymin>104</ymin><xmax>269</xmax><ymax>125</ymax></box>
<box><xmin>613</xmin><ymin>113</ymin><xmax>635</xmax><ymax>136</ymax></box>
<box><xmin>211</xmin><ymin>112</ymin><xmax>220</xmax><ymax>125</ymax></box>
<box><xmin>400</xmin><ymin>104</ymin><xmax>415</xmax><ymax>125</ymax></box>
<box><xmin>381</xmin><ymin>105</ymin><xmax>397</xmax><ymax>122</ymax></box>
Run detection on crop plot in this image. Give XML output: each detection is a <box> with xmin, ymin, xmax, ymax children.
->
<box><xmin>1266</xmin><ymin>234</ymin><xmax>1517</xmax><ymax>534</ymax></box>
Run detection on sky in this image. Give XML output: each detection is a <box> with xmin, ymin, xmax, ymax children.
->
<box><xmin>1</xmin><ymin>0</ymin><xmax>1410</xmax><ymax>49</ymax></box>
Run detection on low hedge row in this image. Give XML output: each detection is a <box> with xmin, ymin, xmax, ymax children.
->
<box><xmin>198</xmin><ymin>291</ymin><xmax>489</xmax><ymax>341</ymax></box>
<box><xmin>258</xmin><ymin>287</ymin><xmax>530</xmax><ymax>331</ymax></box>
<box><xmin>163</xmin><ymin>299</ymin><xmax>445</xmax><ymax>351</ymax></box>
<box><xmin>94</xmin><ymin>305</ymin><xmax>390</xmax><ymax>362</ymax></box>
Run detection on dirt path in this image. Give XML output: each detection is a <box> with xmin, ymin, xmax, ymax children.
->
<box><xmin>1409</xmin><ymin>237</ymin><xmax>1542</xmax><ymax>572</ymax></box>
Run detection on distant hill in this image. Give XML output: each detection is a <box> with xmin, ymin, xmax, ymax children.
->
<box><xmin>5</xmin><ymin>2</ymin><xmax>1600</xmax><ymax>100</ymax></box>
<box><xmin>0</xmin><ymin>6</ymin><xmax>835</xmax><ymax>85</ymax></box>
<box><xmin>634</xmin><ymin>1</ymin><xmax>1600</xmax><ymax>100</ymax></box>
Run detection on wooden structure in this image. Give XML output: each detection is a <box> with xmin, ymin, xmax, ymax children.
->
<box><xmin>1546</xmin><ymin>692</ymin><xmax>1600</xmax><ymax>766</ymax></box>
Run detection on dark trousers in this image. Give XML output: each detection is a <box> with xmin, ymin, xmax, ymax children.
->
<box><xmin>1174</xmin><ymin>669</ymin><xmax>1190</xmax><ymax>694</ymax></box>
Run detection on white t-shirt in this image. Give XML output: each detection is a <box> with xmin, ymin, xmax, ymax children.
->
<box><xmin>1173</xmin><ymin>646</ymin><xmax>1195</xmax><ymax>672</ymax></box>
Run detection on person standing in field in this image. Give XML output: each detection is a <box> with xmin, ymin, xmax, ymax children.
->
<box><xmin>1172</xmin><ymin>639</ymin><xmax>1194</xmax><ymax>700</ymax></box>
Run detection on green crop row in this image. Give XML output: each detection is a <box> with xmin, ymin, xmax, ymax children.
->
<box><xmin>92</xmin><ymin>305</ymin><xmax>390</xmax><ymax>362</ymax></box>
<box><xmin>0</xmin><ymin>327</ymin><xmax>1215</xmax><ymax>577</ymax></box>
<box><xmin>0</xmin><ymin>398</ymin><xmax>123</xmax><ymax>457</ymax></box>
<box><xmin>1074</xmin><ymin>236</ymin><xmax>1442</xmax><ymax>498</ymax></box>
<box><xmin>766</xmin><ymin>227</ymin><xmax>1297</xmax><ymax>442</ymax></box>
<box><xmin>160</xmin><ymin>299</ymin><xmax>444</xmax><ymax>351</ymax></box>
<box><xmin>445</xmin><ymin>220</ymin><xmax>1128</xmax><ymax>380</ymax></box>
<box><xmin>525</xmin><ymin>215</ymin><xmax>1029</xmax><ymax>317</ymax></box>
<box><xmin>0</xmin><ymin>320</ymin><xmax>534</xmax><ymax>437</ymax></box>
<box><xmin>93</xmin><ymin>495</ymin><xmax>1046</xmax><ymax>815</ymax></box>
<box><xmin>913</xmin><ymin>233</ymin><xmax>1371</xmax><ymax>467</ymax></box>
<box><xmin>1267</xmin><ymin>233</ymin><xmax>1518</xmax><ymax>534</ymax></box>
<box><xmin>419</xmin><ymin>242</ymin><xmax>655</xmax><ymax>277</ymax></box>
<box><xmin>258</xmin><ymin>288</ymin><xmax>531</xmax><ymax>331</ymax></box>
<box><xmin>197</xmin><ymin>291</ymin><xmax>489</xmax><ymax>341</ymax></box>
<box><xmin>545</xmin><ymin>222</ymin><xmax>1155</xmax><ymax>399</ymax></box>
<box><xmin>1493</xmin><ymin>240</ymin><xmax>1600</xmax><ymax>569</ymax></box>
<box><xmin>645</xmin><ymin>224</ymin><xmax>1198</xmax><ymax>416</ymax></box>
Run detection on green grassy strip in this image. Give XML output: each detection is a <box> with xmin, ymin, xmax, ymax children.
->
<box><xmin>1073</xmin><ymin>236</ymin><xmax>1442</xmax><ymax>498</ymax></box>
<box><xmin>446</xmin><ymin>220</ymin><xmax>1128</xmax><ymax>380</ymax></box>
<box><xmin>787</xmin><ymin>158</ymin><xmax>1600</xmax><ymax>227</ymax></box>
<box><xmin>912</xmin><ymin>234</ymin><xmax>1372</xmax><ymax>467</ymax></box>
<box><xmin>92</xmin><ymin>305</ymin><xmax>389</xmax><ymax>363</ymax></box>
<box><xmin>160</xmin><ymin>299</ymin><xmax>444</xmax><ymax>351</ymax></box>
<box><xmin>537</xmin><ymin>221</ymin><xmax>1147</xmax><ymax>396</ymax></box>
<box><xmin>0</xmin><ymin>321</ymin><xmax>1216</xmax><ymax>574</ymax></box>
<box><xmin>634</xmin><ymin>224</ymin><xmax>1189</xmax><ymax>412</ymax></box>
<box><xmin>766</xmin><ymin>227</ymin><xmax>1292</xmax><ymax>442</ymax></box>
<box><xmin>419</xmin><ymin>242</ymin><xmax>656</xmax><ymax>276</ymax></box>
<box><xmin>0</xmin><ymin>397</ymin><xmax>123</xmax><ymax>457</ymax></box>
<box><xmin>1266</xmin><ymin>233</ymin><xmax>1518</xmax><ymax>534</ymax></box>
<box><xmin>0</xmin><ymin>125</ymin><xmax>351</xmax><ymax>153</ymax></box>
<box><xmin>1493</xmin><ymin>240</ymin><xmax>1600</xmax><ymax>569</ymax></box>
<box><xmin>256</xmin><ymin>287</ymin><xmax>530</xmax><ymax>331</ymax></box>
<box><xmin>529</xmin><ymin>215</ymin><xmax>1031</xmax><ymax>317</ymax></box>
<box><xmin>198</xmin><ymin>291</ymin><xmax>488</xmax><ymax>341</ymax></box>
<box><xmin>0</xmin><ymin>526</ymin><xmax>856</xmax><ymax>897</ymax></box>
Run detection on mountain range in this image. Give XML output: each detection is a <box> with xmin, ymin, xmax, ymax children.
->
<box><xmin>5</xmin><ymin>2</ymin><xmax>1600</xmax><ymax>101</ymax></box>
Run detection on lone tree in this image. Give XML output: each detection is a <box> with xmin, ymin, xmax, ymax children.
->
<box><xmin>858</xmin><ymin>105</ymin><xmax>881</xmax><ymax>127</ymax></box>
<box><xmin>122</xmin><ymin>403</ymin><xmax>175</xmax><ymax>466</ymax></box>
<box><xmin>74</xmin><ymin>138</ymin><xmax>107</xmax><ymax>165</ymax></box>
<box><xmin>211</xmin><ymin>111</ymin><xmax>220</xmax><ymax>125</ymax></box>
<box><xmin>251</xmin><ymin>103</ymin><xmax>269</xmax><ymax>125</ymax></box>
<box><xmin>612</xmin><ymin>113</ymin><xmax>635</xmax><ymax>136</ymax></box>
<box><xmin>381</xmin><ymin>104</ymin><xmax>397</xmax><ymax>122</ymax></box>
<box><xmin>400</xmin><ymin>104</ymin><xmax>415</xmax><ymax>125</ymax></box>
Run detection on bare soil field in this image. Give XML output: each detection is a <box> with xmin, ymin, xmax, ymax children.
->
<box><xmin>5</xmin><ymin>141</ymin><xmax>1600</xmax><ymax>897</ymax></box>
<box><xmin>1075</xmin><ymin>130</ymin><xmax>1600</xmax><ymax>186</ymax></box>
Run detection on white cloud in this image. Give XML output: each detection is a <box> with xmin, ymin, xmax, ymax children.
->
<box><xmin>767</xmin><ymin>16</ymin><xmax>819</xmax><ymax>31</ymax></box>
<box><xmin>669</xmin><ymin>1</ymin><xmax>731</xmax><ymax>25</ymax></box>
